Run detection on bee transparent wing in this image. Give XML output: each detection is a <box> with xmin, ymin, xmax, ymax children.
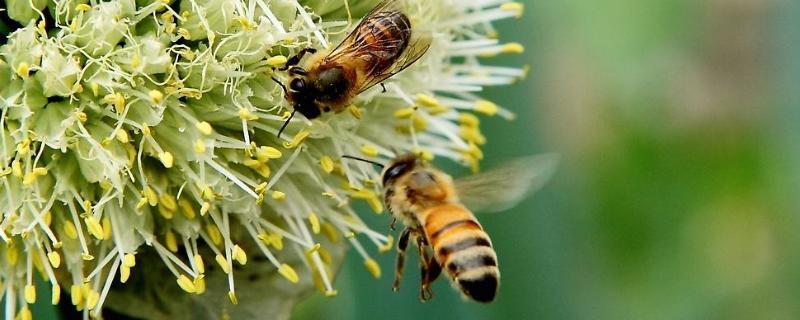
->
<box><xmin>325</xmin><ymin>0</ymin><xmax>399</xmax><ymax>60</ymax></box>
<box><xmin>322</xmin><ymin>0</ymin><xmax>432</xmax><ymax>94</ymax></box>
<box><xmin>356</xmin><ymin>33</ymin><xmax>432</xmax><ymax>94</ymax></box>
<box><xmin>454</xmin><ymin>154</ymin><xmax>559</xmax><ymax>213</ymax></box>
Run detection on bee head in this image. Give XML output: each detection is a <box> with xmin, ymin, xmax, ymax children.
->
<box><xmin>381</xmin><ymin>153</ymin><xmax>421</xmax><ymax>186</ymax></box>
<box><xmin>288</xmin><ymin>78</ymin><xmax>322</xmax><ymax>119</ymax></box>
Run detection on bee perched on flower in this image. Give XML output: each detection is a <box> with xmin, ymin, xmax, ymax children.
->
<box><xmin>0</xmin><ymin>0</ymin><xmax>533</xmax><ymax>319</ymax></box>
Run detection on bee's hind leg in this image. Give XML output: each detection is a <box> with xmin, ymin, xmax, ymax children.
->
<box><xmin>417</xmin><ymin>235</ymin><xmax>438</xmax><ymax>302</ymax></box>
<box><xmin>392</xmin><ymin>228</ymin><xmax>412</xmax><ymax>292</ymax></box>
<box><xmin>279</xmin><ymin>48</ymin><xmax>318</xmax><ymax>71</ymax></box>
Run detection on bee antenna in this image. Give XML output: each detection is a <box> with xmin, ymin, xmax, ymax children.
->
<box><xmin>342</xmin><ymin>155</ymin><xmax>385</xmax><ymax>169</ymax></box>
<box><xmin>277</xmin><ymin>109</ymin><xmax>296</xmax><ymax>139</ymax></box>
<box><xmin>271</xmin><ymin>77</ymin><xmax>288</xmax><ymax>96</ymax></box>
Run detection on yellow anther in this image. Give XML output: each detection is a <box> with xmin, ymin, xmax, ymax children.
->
<box><xmin>22</xmin><ymin>172</ymin><xmax>39</xmax><ymax>186</ymax></box>
<box><xmin>325</xmin><ymin>290</ymin><xmax>338</xmax><ymax>297</ymax></box>
<box><xmin>320</xmin><ymin>223</ymin><xmax>339</xmax><ymax>243</ymax></box>
<box><xmin>320</xmin><ymin>156</ymin><xmax>334</xmax><ymax>173</ymax></box>
<box><xmin>194</xmin><ymin>254</ymin><xmax>205</xmax><ymax>274</ymax></box>
<box><xmin>416</xmin><ymin>94</ymin><xmax>441</xmax><ymax>108</ymax></box>
<box><xmin>104</xmin><ymin>92</ymin><xmax>126</xmax><ymax>114</ymax></box>
<box><xmin>85</xmin><ymin>289</ymin><xmax>99</xmax><ymax>310</ymax></box>
<box><xmin>195</xmin><ymin>121</ymin><xmax>213</xmax><ymax>135</ymax></box>
<box><xmin>228</xmin><ymin>291</ymin><xmax>238</xmax><ymax>304</ymax></box>
<box><xmin>177</xmin><ymin>275</ymin><xmax>197</xmax><ymax>293</ymax></box>
<box><xmin>502</xmin><ymin>42</ymin><xmax>525</xmax><ymax>54</ymax></box>
<box><xmin>85</xmin><ymin>216</ymin><xmax>104</xmax><ymax>240</ymax></box>
<box><xmin>165</xmin><ymin>229</ymin><xmax>178</xmax><ymax>252</ymax></box>
<box><xmin>116</xmin><ymin>265</ymin><xmax>126</xmax><ymax>282</ymax></box>
<box><xmin>11</xmin><ymin>160</ymin><xmax>22</xmax><ymax>177</ymax></box>
<box><xmin>271</xmin><ymin>190</ymin><xmax>286</xmax><ymax>201</ymax></box>
<box><xmin>19</xmin><ymin>306</ymin><xmax>31</xmax><ymax>320</ymax></box>
<box><xmin>500</xmin><ymin>2</ymin><xmax>525</xmax><ymax>18</ymax></box>
<box><xmin>232</xmin><ymin>245</ymin><xmax>247</xmax><ymax>265</ymax></box>
<box><xmin>135</xmin><ymin>197</ymin><xmax>148</xmax><ymax>210</ymax></box>
<box><xmin>143</xmin><ymin>187</ymin><xmax>158</xmax><ymax>206</ymax></box>
<box><xmin>308</xmin><ymin>213</ymin><xmax>321</xmax><ymax>234</ymax></box>
<box><xmin>215</xmin><ymin>254</ymin><xmax>231</xmax><ymax>274</ymax></box>
<box><xmin>393</xmin><ymin>107</ymin><xmax>415</xmax><ymax>119</ymax></box>
<box><xmin>351</xmin><ymin>189</ymin><xmax>383</xmax><ymax>213</ymax></box>
<box><xmin>348</xmin><ymin>105</ymin><xmax>363</xmax><ymax>119</ymax></box>
<box><xmin>81</xmin><ymin>253</ymin><xmax>95</xmax><ymax>261</ymax></box>
<box><xmin>90</xmin><ymin>82</ymin><xmax>100</xmax><ymax>96</ymax></box>
<box><xmin>178</xmin><ymin>199</ymin><xmax>196</xmax><ymax>219</ymax></box>
<box><xmin>24</xmin><ymin>284</ymin><xmax>36</xmax><ymax>304</ymax></box>
<box><xmin>207</xmin><ymin>225</ymin><xmax>222</xmax><ymax>246</ymax></box>
<box><xmin>269</xmin><ymin>233</ymin><xmax>284</xmax><ymax>250</ymax></box>
<box><xmin>459</xmin><ymin>113</ymin><xmax>481</xmax><ymax>127</ymax></box>
<box><xmin>237</xmin><ymin>108</ymin><xmax>258</xmax><ymax>121</ymax></box>
<box><xmin>474</xmin><ymin>100</ymin><xmax>499</xmax><ymax>116</ymax></box>
<box><xmin>460</xmin><ymin>126</ymin><xmax>487</xmax><ymax>145</ymax></box>
<box><xmin>115</xmin><ymin>129</ymin><xmax>129</xmax><ymax>143</ymax></box>
<box><xmin>413</xmin><ymin>149</ymin><xmax>435</xmax><ymax>161</ymax></box>
<box><xmin>158</xmin><ymin>205</ymin><xmax>174</xmax><ymax>219</ymax></box>
<box><xmin>379</xmin><ymin>235</ymin><xmax>394</xmax><ymax>253</ymax></box>
<box><xmin>16</xmin><ymin>62</ymin><xmax>29</xmax><ymax>78</ymax></box>
<box><xmin>201</xmin><ymin>185</ymin><xmax>216</xmax><ymax>201</ymax></box>
<box><xmin>37</xmin><ymin>20</ymin><xmax>46</xmax><ymax>33</ymax></box>
<box><xmin>149</xmin><ymin>90</ymin><xmax>164</xmax><ymax>104</ymax></box>
<box><xmin>278</xmin><ymin>264</ymin><xmax>299</xmax><ymax>283</ymax></box>
<box><xmin>123</xmin><ymin>253</ymin><xmax>136</xmax><ymax>268</ymax></box>
<box><xmin>76</xmin><ymin>3</ymin><xmax>91</xmax><ymax>11</ymax></box>
<box><xmin>364</xmin><ymin>258</ymin><xmax>381</xmax><ymax>279</ymax></box>
<box><xmin>48</xmin><ymin>251</ymin><xmax>61</xmax><ymax>268</ymax></box>
<box><xmin>159</xmin><ymin>151</ymin><xmax>174</xmax><ymax>168</ymax></box>
<box><xmin>360</xmin><ymin>145</ymin><xmax>379</xmax><ymax>157</ymax></box>
<box><xmin>177</xmin><ymin>28</ymin><xmax>191</xmax><ymax>40</ymax></box>
<box><xmin>159</xmin><ymin>194</ymin><xmax>177</xmax><ymax>212</ymax></box>
<box><xmin>266</xmin><ymin>55</ymin><xmax>288</xmax><ymax>67</ymax></box>
<box><xmin>76</xmin><ymin>111</ymin><xmax>88</xmax><ymax>123</ymax></box>
<box><xmin>257</xmin><ymin>146</ymin><xmax>282</xmax><ymax>161</ymax></box>
<box><xmin>63</xmin><ymin>221</ymin><xmax>78</xmax><ymax>239</ymax></box>
<box><xmin>412</xmin><ymin>114</ymin><xmax>428</xmax><ymax>132</ymax></box>
<box><xmin>200</xmin><ymin>202</ymin><xmax>211</xmax><ymax>216</ymax></box>
<box><xmin>283</xmin><ymin>130</ymin><xmax>310</xmax><ymax>149</ymax></box>
<box><xmin>70</xmin><ymin>284</ymin><xmax>83</xmax><ymax>306</ymax></box>
<box><xmin>193</xmin><ymin>277</ymin><xmax>206</xmax><ymax>294</ymax></box>
<box><xmin>51</xmin><ymin>284</ymin><xmax>61</xmax><ymax>305</ymax></box>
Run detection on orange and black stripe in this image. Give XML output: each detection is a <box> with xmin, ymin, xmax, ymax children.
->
<box><xmin>422</xmin><ymin>204</ymin><xmax>499</xmax><ymax>303</ymax></box>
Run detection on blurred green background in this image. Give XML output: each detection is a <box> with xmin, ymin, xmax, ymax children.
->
<box><xmin>11</xmin><ymin>0</ymin><xmax>800</xmax><ymax>318</ymax></box>
<box><xmin>294</xmin><ymin>0</ymin><xmax>800</xmax><ymax>319</ymax></box>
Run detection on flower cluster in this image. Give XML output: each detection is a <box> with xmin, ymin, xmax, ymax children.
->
<box><xmin>0</xmin><ymin>0</ymin><xmax>525</xmax><ymax>318</ymax></box>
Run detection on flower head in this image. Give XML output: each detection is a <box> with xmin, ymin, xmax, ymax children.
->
<box><xmin>0</xmin><ymin>0</ymin><xmax>526</xmax><ymax>318</ymax></box>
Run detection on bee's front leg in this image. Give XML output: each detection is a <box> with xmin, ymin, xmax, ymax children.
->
<box><xmin>278</xmin><ymin>47</ymin><xmax>318</xmax><ymax>71</ymax></box>
<box><xmin>392</xmin><ymin>228</ymin><xmax>412</xmax><ymax>292</ymax></box>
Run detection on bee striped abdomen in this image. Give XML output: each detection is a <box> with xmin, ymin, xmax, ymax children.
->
<box><xmin>422</xmin><ymin>204</ymin><xmax>500</xmax><ymax>303</ymax></box>
<box><xmin>353</xmin><ymin>9</ymin><xmax>411</xmax><ymax>72</ymax></box>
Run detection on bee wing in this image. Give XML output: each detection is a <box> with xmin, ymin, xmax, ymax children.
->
<box><xmin>454</xmin><ymin>154</ymin><xmax>559</xmax><ymax>214</ymax></box>
<box><xmin>355</xmin><ymin>33</ymin><xmax>432</xmax><ymax>94</ymax></box>
<box><xmin>323</xmin><ymin>0</ymin><xmax>432</xmax><ymax>94</ymax></box>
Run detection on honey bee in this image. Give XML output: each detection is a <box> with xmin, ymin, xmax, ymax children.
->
<box><xmin>345</xmin><ymin>153</ymin><xmax>558</xmax><ymax>303</ymax></box>
<box><xmin>273</xmin><ymin>0</ymin><xmax>432</xmax><ymax>137</ymax></box>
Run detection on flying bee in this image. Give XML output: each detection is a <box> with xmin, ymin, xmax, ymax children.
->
<box><xmin>344</xmin><ymin>153</ymin><xmax>558</xmax><ymax>303</ymax></box>
<box><xmin>273</xmin><ymin>0</ymin><xmax>432</xmax><ymax>137</ymax></box>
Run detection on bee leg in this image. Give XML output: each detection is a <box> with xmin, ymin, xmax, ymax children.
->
<box><xmin>271</xmin><ymin>77</ymin><xmax>288</xmax><ymax>96</ymax></box>
<box><xmin>380</xmin><ymin>83</ymin><xmax>387</xmax><ymax>93</ymax></box>
<box><xmin>421</xmin><ymin>256</ymin><xmax>441</xmax><ymax>301</ymax></box>
<box><xmin>279</xmin><ymin>48</ymin><xmax>318</xmax><ymax>71</ymax></box>
<box><xmin>288</xmin><ymin>66</ymin><xmax>308</xmax><ymax>77</ymax></box>
<box><xmin>392</xmin><ymin>228</ymin><xmax>412</xmax><ymax>292</ymax></box>
<box><xmin>390</xmin><ymin>218</ymin><xmax>397</xmax><ymax>230</ymax></box>
<box><xmin>416</xmin><ymin>235</ymin><xmax>435</xmax><ymax>302</ymax></box>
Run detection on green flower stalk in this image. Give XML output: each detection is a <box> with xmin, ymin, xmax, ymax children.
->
<box><xmin>0</xmin><ymin>0</ymin><xmax>526</xmax><ymax>318</ymax></box>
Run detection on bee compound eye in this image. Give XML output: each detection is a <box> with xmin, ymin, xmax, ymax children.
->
<box><xmin>290</xmin><ymin>78</ymin><xmax>305</xmax><ymax>91</ymax></box>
